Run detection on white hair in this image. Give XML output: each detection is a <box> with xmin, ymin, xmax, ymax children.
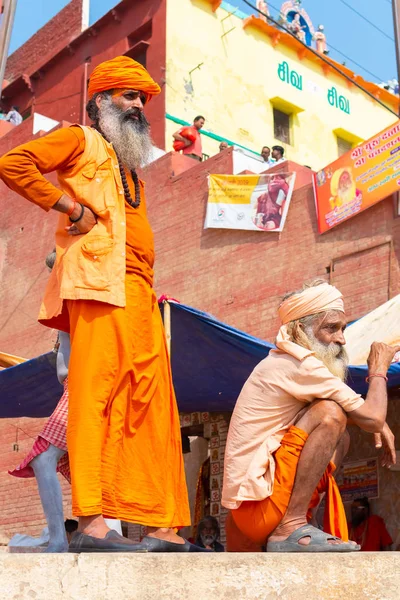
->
<box><xmin>97</xmin><ymin>95</ymin><xmax>153</xmax><ymax>171</ymax></box>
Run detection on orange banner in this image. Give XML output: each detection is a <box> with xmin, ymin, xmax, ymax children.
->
<box><xmin>313</xmin><ymin>120</ymin><xmax>400</xmax><ymax>233</ymax></box>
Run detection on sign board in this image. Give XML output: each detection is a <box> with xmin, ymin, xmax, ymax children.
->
<box><xmin>337</xmin><ymin>458</ymin><xmax>379</xmax><ymax>503</ymax></box>
<box><xmin>205</xmin><ymin>172</ymin><xmax>296</xmax><ymax>232</ymax></box>
<box><xmin>314</xmin><ymin>120</ymin><xmax>400</xmax><ymax>233</ymax></box>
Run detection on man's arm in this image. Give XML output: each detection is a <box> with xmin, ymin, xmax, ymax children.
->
<box><xmin>172</xmin><ymin>128</ymin><xmax>192</xmax><ymax>146</ymax></box>
<box><xmin>0</xmin><ymin>126</ymin><xmax>96</xmax><ymax>235</ymax></box>
<box><xmin>347</xmin><ymin>342</ymin><xmax>400</xmax><ymax>433</ymax></box>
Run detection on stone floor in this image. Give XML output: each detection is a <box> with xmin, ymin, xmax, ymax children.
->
<box><xmin>1</xmin><ymin>552</ymin><xmax>399</xmax><ymax>600</ymax></box>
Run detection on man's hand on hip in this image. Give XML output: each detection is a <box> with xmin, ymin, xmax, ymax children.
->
<box><xmin>65</xmin><ymin>205</ymin><xmax>97</xmax><ymax>235</ymax></box>
<box><xmin>374</xmin><ymin>422</ymin><xmax>396</xmax><ymax>468</ymax></box>
<box><xmin>53</xmin><ymin>194</ymin><xmax>98</xmax><ymax>235</ymax></box>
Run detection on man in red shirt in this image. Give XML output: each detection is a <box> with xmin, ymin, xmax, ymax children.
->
<box><xmin>173</xmin><ymin>115</ymin><xmax>205</xmax><ymax>161</ymax></box>
<box><xmin>349</xmin><ymin>497</ymin><xmax>392</xmax><ymax>551</ymax></box>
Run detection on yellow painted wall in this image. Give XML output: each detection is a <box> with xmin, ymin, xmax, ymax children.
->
<box><xmin>165</xmin><ymin>0</ymin><xmax>398</xmax><ymax>169</ymax></box>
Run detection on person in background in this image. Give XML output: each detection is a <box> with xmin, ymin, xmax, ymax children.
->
<box><xmin>195</xmin><ymin>516</ymin><xmax>225</xmax><ymax>552</ymax></box>
<box><xmin>219</xmin><ymin>141</ymin><xmax>228</xmax><ymax>152</ymax></box>
<box><xmin>5</xmin><ymin>105</ymin><xmax>23</xmax><ymax>126</ymax></box>
<box><xmin>271</xmin><ymin>145</ymin><xmax>286</xmax><ymax>164</ymax></box>
<box><xmin>261</xmin><ymin>146</ymin><xmax>272</xmax><ymax>164</ymax></box>
<box><xmin>349</xmin><ymin>497</ymin><xmax>393</xmax><ymax>551</ymax></box>
<box><xmin>173</xmin><ymin>115</ymin><xmax>205</xmax><ymax>161</ymax></box>
<box><xmin>65</xmin><ymin>519</ymin><xmax>79</xmax><ymax>544</ymax></box>
<box><xmin>9</xmin><ymin>250</ymin><xmax>123</xmax><ymax>552</ymax></box>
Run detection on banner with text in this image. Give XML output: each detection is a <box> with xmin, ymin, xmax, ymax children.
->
<box><xmin>205</xmin><ymin>172</ymin><xmax>296</xmax><ymax>232</ymax></box>
<box><xmin>313</xmin><ymin>120</ymin><xmax>400</xmax><ymax>233</ymax></box>
<box><xmin>336</xmin><ymin>458</ymin><xmax>379</xmax><ymax>503</ymax></box>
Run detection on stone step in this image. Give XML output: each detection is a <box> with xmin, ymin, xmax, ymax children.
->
<box><xmin>1</xmin><ymin>553</ymin><xmax>399</xmax><ymax>600</ymax></box>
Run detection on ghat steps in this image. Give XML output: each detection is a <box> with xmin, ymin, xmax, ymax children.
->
<box><xmin>1</xmin><ymin>552</ymin><xmax>399</xmax><ymax>600</ymax></box>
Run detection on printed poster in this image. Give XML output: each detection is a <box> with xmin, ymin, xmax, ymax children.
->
<box><xmin>314</xmin><ymin>120</ymin><xmax>400</xmax><ymax>233</ymax></box>
<box><xmin>336</xmin><ymin>458</ymin><xmax>379</xmax><ymax>503</ymax></box>
<box><xmin>205</xmin><ymin>172</ymin><xmax>296</xmax><ymax>232</ymax></box>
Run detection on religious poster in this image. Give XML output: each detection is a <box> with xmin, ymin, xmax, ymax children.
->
<box><xmin>336</xmin><ymin>458</ymin><xmax>379</xmax><ymax>503</ymax></box>
<box><xmin>205</xmin><ymin>172</ymin><xmax>296</xmax><ymax>232</ymax></box>
<box><xmin>314</xmin><ymin>120</ymin><xmax>400</xmax><ymax>233</ymax></box>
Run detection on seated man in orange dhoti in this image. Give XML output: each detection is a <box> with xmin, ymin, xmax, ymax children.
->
<box><xmin>0</xmin><ymin>56</ymin><xmax>202</xmax><ymax>553</ymax></box>
<box><xmin>222</xmin><ymin>279</ymin><xmax>397</xmax><ymax>552</ymax></box>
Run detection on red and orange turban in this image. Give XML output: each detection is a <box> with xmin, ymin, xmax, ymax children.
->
<box><xmin>88</xmin><ymin>56</ymin><xmax>161</xmax><ymax>102</ymax></box>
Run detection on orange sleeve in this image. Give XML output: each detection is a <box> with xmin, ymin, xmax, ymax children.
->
<box><xmin>0</xmin><ymin>125</ymin><xmax>85</xmax><ymax>212</ymax></box>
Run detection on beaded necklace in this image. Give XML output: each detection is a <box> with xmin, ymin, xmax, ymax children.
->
<box><xmin>93</xmin><ymin>125</ymin><xmax>141</xmax><ymax>209</ymax></box>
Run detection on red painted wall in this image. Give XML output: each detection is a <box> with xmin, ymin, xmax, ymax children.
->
<box><xmin>143</xmin><ymin>151</ymin><xmax>400</xmax><ymax>341</ymax></box>
<box><xmin>2</xmin><ymin>0</ymin><xmax>167</xmax><ymax>148</ymax></box>
<box><xmin>5</xmin><ymin>0</ymin><xmax>86</xmax><ymax>84</ymax></box>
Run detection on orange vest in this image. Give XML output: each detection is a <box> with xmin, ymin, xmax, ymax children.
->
<box><xmin>38</xmin><ymin>125</ymin><xmax>144</xmax><ymax>327</ymax></box>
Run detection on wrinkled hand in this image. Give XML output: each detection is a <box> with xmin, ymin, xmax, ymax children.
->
<box><xmin>65</xmin><ymin>206</ymin><xmax>97</xmax><ymax>236</ymax></box>
<box><xmin>367</xmin><ymin>342</ymin><xmax>400</xmax><ymax>374</ymax></box>
<box><xmin>374</xmin><ymin>422</ymin><xmax>396</xmax><ymax>468</ymax></box>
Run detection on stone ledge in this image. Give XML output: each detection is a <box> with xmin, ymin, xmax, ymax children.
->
<box><xmin>1</xmin><ymin>553</ymin><xmax>399</xmax><ymax>600</ymax></box>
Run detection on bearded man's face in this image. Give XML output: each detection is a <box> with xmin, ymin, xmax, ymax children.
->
<box><xmin>96</xmin><ymin>89</ymin><xmax>152</xmax><ymax>171</ymax></box>
<box><xmin>302</xmin><ymin>310</ymin><xmax>349</xmax><ymax>381</ymax></box>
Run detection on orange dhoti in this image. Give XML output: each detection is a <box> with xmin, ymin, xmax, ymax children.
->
<box><xmin>66</xmin><ymin>273</ymin><xmax>190</xmax><ymax>527</ymax></box>
<box><xmin>227</xmin><ymin>426</ymin><xmax>348</xmax><ymax>550</ymax></box>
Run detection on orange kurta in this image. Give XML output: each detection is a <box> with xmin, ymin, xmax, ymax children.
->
<box><xmin>0</xmin><ymin>126</ymin><xmax>190</xmax><ymax>526</ymax></box>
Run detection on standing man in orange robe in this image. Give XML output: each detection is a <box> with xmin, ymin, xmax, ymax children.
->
<box><xmin>0</xmin><ymin>56</ymin><xmax>202</xmax><ymax>553</ymax></box>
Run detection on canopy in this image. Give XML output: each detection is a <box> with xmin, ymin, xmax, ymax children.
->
<box><xmin>1</xmin><ymin>301</ymin><xmax>400</xmax><ymax>418</ymax></box>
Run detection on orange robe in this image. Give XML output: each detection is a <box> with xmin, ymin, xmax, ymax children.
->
<box><xmin>226</xmin><ymin>426</ymin><xmax>348</xmax><ymax>550</ymax></box>
<box><xmin>0</xmin><ymin>126</ymin><xmax>190</xmax><ymax>527</ymax></box>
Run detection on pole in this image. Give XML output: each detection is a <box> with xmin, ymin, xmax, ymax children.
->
<box><xmin>393</xmin><ymin>0</ymin><xmax>400</xmax><ymax>108</ymax></box>
<box><xmin>392</xmin><ymin>0</ymin><xmax>400</xmax><ymax>215</ymax></box>
<box><xmin>0</xmin><ymin>0</ymin><xmax>18</xmax><ymax>94</ymax></box>
<box><xmin>163</xmin><ymin>301</ymin><xmax>172</xmax><ymax>357</ymax></box>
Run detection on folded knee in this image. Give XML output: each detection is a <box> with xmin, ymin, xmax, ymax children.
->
<box><xmin>318</xmin><ymin>400</ymin><xmax>347</xmax><ymax>432</ymax></box>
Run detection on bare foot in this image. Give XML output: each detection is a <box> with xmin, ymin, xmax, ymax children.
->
<box><xmin>269</xmin><ymin>517</ymin><xmax>356</xmax><ymax>547</ymax></box>
<box><xmin>78</xmin><ymin>515</ymin><xmax>111</xmax><ymax>539</ymax></box>
<box><xmin>146</xmin><ymin>527</ymin><xmax>185</xmax><ymax>545</ymax></box>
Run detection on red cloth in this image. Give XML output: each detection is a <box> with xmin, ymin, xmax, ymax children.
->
<box><xmin>9</xmin><ymin>379</ymin><xmax>70</xmax><ymax>482</ymax></box>
<box><xmin>173</xmin><ymin>126</ymin><xmax>197</xmax><ymax>151</ymax></box>
<box><xmin>350</xmin><ymin>515</ymin><xmax>393</xmax><ymax>551</ymax></box>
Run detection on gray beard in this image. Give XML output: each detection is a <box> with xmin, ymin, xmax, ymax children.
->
<box><xmin>304</xmin><ymin>326</ymin><xmax>349</xmax><ymax>381</ymax></box>
<box><xmin>97</xmin><ymin>96</ymin><xmax>152</xmax><ymax>171</ymax></box>
<box><xmin>200</xmin><ymin>534</ymin><xmax>217</xmax><ymax>547</ymax></box>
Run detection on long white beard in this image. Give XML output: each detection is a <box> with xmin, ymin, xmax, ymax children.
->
<box><xmin>97</xmin><ymin>96</ymin><xmax>152</xmax><ymax>171</ymax></box>
<box><xmin>304</xmin><ymin>326</ymin><xmax>349</xmax><ymax>381</ymax></box>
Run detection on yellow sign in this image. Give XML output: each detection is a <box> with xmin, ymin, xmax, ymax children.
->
<box><xmin>205</xmin><ymin>173</ymin><xmax>296</xmax><ymax>232</ymax></box>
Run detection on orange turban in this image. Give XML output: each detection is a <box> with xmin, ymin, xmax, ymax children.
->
<box><xmin>88</xmin><ymin>56</ymin><xmax>161</xmax><ymax>101</ymax></box>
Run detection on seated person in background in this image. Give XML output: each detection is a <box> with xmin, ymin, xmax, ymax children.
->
<box><xmin>195</xmin><ymin>516</ymin><xmax>225</xmax><ymax>552</ymax></box>
<box><xmin>5</xmin><ymin>105</ymin><xmax>23</xmax><ymax>126</ymax></box>
<box><xmin>65</xmin><ymin>519</ymin><xmax>78</xmax><ymax>544</ymax></box>
<box><xmin>349</xmin><ymin>497</ymin><xmax>393</xmax><ymax>551</ymax></box>
<box><xmin>271</xmin><ymin>145</ymin><xmax>286</xmax><ymax>165</ymax></box>
<box><xmin>173</xmin><ymin>115</ymin><xmax>205</xmax><ymax>161</ymax></box>
<box><xmin>219</xmin><ymin>141</ymin><xmax>228</xmax><ymax>152</ymax></box>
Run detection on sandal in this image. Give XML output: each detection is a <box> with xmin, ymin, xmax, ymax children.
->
<box><xmin>267</xmin><ymin>524</ymin><xmax>360</xmax><ymax>553</ymax></box>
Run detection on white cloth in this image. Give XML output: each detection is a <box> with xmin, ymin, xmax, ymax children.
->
<box><xmin>5</xmin><ymin>110</ymin><xmax>23</xmax><ymax>126</ymax></box>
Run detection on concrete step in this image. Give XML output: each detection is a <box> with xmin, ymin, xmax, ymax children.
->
<box><xmin>1</xmin><ymin>552</ymin><xmax>399</xmax><ymax>600</ymax></box>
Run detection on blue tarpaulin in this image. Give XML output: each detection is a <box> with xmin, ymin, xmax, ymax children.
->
<box><xmin>1</xmin><ymin>301</ymin><xmax>400</xmax><ymax>418</ymax></box>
